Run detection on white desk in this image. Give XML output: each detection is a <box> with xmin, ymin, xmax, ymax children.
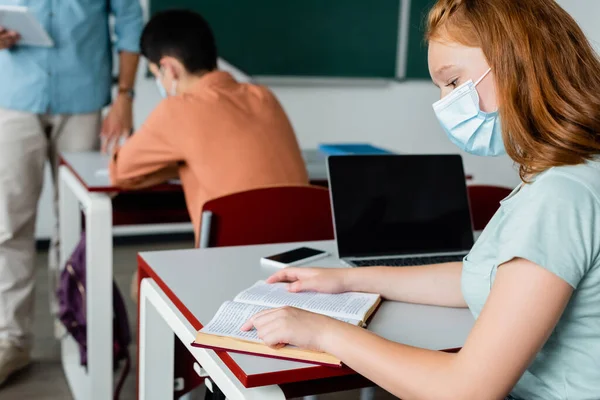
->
<box><xmin>62</xmin><ymin>150</ymin><xmax>328</xmax><ymax>190</ymax></box>
<box><xmin>138</xmin><ymin>241</ymin><xmax>475</xmax><ymax>399</ymax></box>
<box><xmin>57</xmin><ymin>151</ymin><xmax>328</xmax><ymax>400</ymax></box>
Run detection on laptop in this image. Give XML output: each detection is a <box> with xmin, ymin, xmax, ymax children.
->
<box><xmin>327</xmin><ymin>154</ymin><xmax>474</xmax><ymax>267</ymax></box>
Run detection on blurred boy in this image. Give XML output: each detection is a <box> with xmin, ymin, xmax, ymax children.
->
<box><xmin>110</xmin><ymin>10</ymin><xmax>309</xmax><ymax>246</ymax></box>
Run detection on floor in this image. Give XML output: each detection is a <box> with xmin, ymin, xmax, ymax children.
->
<box><xmin>0</xmin><ymin>239</ymin><xmax>396</xmax><ymax>399</ymax></box>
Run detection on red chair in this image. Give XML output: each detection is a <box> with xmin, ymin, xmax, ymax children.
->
<box><xmin>467</xmin><ymin>185</ymin><xmax>513</xmax><ymax>231</ymax></box>
<box><xmin>199</xmin><ymin>185</ymin><xmax>334</xmax><ymax>248</ymax></box>
<box><xmin>176</xmin><ymin>185</ymin><xmax>335</xmax><ymax>399</ymax></box>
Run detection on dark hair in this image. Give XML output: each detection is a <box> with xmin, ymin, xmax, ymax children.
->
<box><xmin>141</xmin><ymin>10</ymin><xmax>218</xmax><ymax>73</ymax></box>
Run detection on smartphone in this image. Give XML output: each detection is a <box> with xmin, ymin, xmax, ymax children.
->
<box><xmin>260</xmin><ymin>247</ymin><xmax>329</xmax><ymax>268</ymax></box>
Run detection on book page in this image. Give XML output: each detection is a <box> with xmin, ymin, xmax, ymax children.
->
<box><xmin>200</xmin><ymin>301</ymin><xmax>268</xmax><ymax>342</ymax></box>
<box><xmin>234</xmin><ymin>281</ymin><xmax>379</xmax><ymax>321</ymax></box>
<box><xmin>200</xmin><ymin>301</ymin><xmax>362</xmax><ymax>342</ymax></box>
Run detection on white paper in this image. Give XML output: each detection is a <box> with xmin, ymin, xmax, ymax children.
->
<box><xmin>0</xmin><ymin>6</ymin><xmax>53</xmax><ymax>47</ymax></box>
<box><xmin>200</xmin><ymin>300</ymin><xmax>363</xmax><ymax>342</ymax></box>
<box><xmin>200</xmin><ymin>301</ymin><xmax>269</xmax><ymax>342</ymax></box>
<box><xmin>234</xmin><ymin>281</ymin><xmax>378</xmax><ymax>321</ymax></box>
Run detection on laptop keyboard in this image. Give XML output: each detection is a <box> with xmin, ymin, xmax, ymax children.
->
<box><xmin>352</xmin><ymin>254</ymin><xmax>465</xmax><ymax>267</ymax></box>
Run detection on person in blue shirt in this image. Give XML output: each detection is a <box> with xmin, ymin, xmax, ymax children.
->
<box><xmin>241</xmin><ymin>0</ymin><xmax>600</xmax><ymax>399</ymax></box>
<box><xmin>0</xmin><ymin>0</ymin><xmax>142</xmax><ymax>386</ymax></box>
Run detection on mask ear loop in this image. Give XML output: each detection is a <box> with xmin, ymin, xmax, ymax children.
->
<box><xmin>475</xmin><ymin>68</ymin><xmax>492</xmax><ymax>86</ymax></box>
<box><xmin>159</xmin><ymin>65</ymin><xmax>178</xmax><ymax>96</ymax></box>
<box><xmin>475</xmin><ymin>67</ymin><xmax>499</xmax><ymax>115</ymax></box>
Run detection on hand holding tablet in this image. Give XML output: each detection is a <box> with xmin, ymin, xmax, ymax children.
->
<box><xmin>0</xmin><ymin>6</ymin><xmax>53</xmax><ymax>48</ymax></box>
<box><xmin>0</xmin><ymin>25</ymin><xmax>19</xmax><ymax>49</ymax></box>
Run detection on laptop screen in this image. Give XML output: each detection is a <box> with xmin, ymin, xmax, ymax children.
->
<box><xmin>328</xmin><ymin>155</ymin><xmax>474</xmax><ymax>259</ymax></box>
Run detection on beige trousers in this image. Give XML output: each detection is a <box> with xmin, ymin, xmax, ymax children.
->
<box><xmin>0</xmin><ymin>108</ymin><xmax>100</xmax><ymax>348</ymax></box>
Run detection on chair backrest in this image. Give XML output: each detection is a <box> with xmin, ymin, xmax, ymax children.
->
<box><xmin>199</xmin><ymin>185</ymin><xmax>335</xmax><ymax>248</ymax></box>
<box><xmin>467</xmin><ymin>185</ymin><xmax>513</xmax><ymax>231</ymax></box>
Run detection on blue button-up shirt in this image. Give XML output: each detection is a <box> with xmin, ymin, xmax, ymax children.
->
<box><xmin>0</xmin><ymin>0</ymin><xmax>143</xmax><ymax>114</ymax></box>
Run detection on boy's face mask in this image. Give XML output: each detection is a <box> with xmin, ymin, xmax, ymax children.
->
<box><xmin>154</xmin><ymin>66</ymin><xmax>178</xmax><ymax>98</ymax></box>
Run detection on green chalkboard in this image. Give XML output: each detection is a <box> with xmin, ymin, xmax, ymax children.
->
<box><xmin>149</xmin><ymin>0</ymin><xmax>436</xmax><ymax>79</ymax></box>
<box><xmin>150</xmin><ymin>0</ymin><xmax>402</xmax><ymax>78</ymax></box>
<box><xmin>406</xmin><ymin>0</ymin><xmax>436</xmax><ymax>79</ymax></box>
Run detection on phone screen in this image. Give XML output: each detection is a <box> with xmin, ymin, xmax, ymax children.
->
<box><xmin>265</xmin><ymin>247</ymin><xmax>326</xmax><ymax>264</ymax></box>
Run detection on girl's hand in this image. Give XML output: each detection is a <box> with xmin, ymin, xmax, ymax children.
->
<box><xmin>266</xmin><ymin>267</ymin><xmax>350</xmax><ymax>294</ymax></box>
<box><xmin>241</xmin><ymin>306</ymin><xmax>343</xmax><ymax>351</ymax></box>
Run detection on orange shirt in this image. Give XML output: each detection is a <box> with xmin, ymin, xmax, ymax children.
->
<box><xmin>110</xmin><ymin>71</ymin><xmax>309</xmax><ymax>243</ymax></box>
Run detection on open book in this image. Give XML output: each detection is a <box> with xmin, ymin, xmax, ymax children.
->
<box><xmin>192</xmin><ymin>281</ymin><xmax>381</xmax><ymax>367</ymax></box>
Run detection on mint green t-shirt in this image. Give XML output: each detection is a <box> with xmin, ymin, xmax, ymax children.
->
<box><xmin>462</xmin><ymin>160</ymin><xmax>600</xmax><ymax>400</ymax></box>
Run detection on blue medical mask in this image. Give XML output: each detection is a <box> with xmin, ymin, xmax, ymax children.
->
<box><xmin>432</xmin><ymin>68</ymin><xmax>505</xmax><ymax>157</ymax></box>
<box><xmin>155</xmin><ymin>77</ymin><xmax>168</xmax><ymax>98</ymax></box>
<box><xmin>155</xmin><ymin>68</ymin><xmax>178</xmax><ymax>98</ymax></box>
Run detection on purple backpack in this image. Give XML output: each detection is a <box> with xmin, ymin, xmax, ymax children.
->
<box><xmin>56</xmin><ymin>232</ymin><xmax>132</xmax><ymax>400</ymax></box>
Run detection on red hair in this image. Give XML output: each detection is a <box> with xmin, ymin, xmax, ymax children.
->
<box><xmin>427</xmin><ymin>0</ymin><xmax>600</xmax><ymax>180</ymax></box>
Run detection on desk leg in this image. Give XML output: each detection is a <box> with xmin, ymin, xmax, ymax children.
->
<box><xmin>140</xmin><ymin>278</ymin><xmax>175</xmax><ymax>399</ymax></box>
<box><xmin>86</xmin><ymin>193</ymin><xmax>114</xmax><ymax>398</ymax></box>
<box><xmin>140</xmin><ymin>279</ymin><xmax>286</xmax><ymax>400</ymax></box>
<box><xmin>58</xmin><ymin>167</ymin><xmax>114</xmax><ymax>400</ymax></box>
<box><xmin>57</xmin><ymin>166</ymin><xmax>82</xmax><ymax>317</ymax></box>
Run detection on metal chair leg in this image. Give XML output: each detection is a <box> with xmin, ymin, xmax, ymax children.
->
<box><xmin>204</xmin><ymin>379</ymin><xmax>226</xmax><ymax>400</ymax></box>
<box><xmin>360</xmin><ymin>387</ymin><xmax>376</xmax><ymax>400</ymax></box>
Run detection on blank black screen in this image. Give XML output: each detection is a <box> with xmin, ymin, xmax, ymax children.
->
<box><xmin>265</xmin><ymin>247</ymin><xmax>326</xmax><ymax>264</ymax></box>
<box><xmin>328</xmin><ymin>155</ymin><xmax>474</xmax><ymax>258</ymax></box>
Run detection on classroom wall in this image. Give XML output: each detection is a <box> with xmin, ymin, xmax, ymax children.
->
<box><xmin>33</xmin><ymin>0</ymin><xmax>600</xmax><ymax>239</ymax></box>
<box><xmin>269</xmin><ymin>0</ymin><xmax>600</xmax><ymax>188</ymax></box>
